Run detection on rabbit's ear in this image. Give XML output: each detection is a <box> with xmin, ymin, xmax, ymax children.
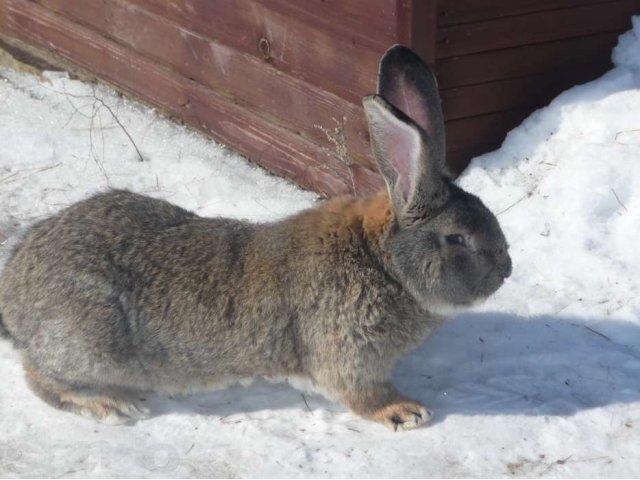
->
<box><xmin>363</xmin><ymin>95</ymin><xmax>448</xmax><ymax>225</ymax></box>
<box><xmin>378</xmin><ymin>45</ymin><xmax>445</xmax><ymax>169</ymax></box>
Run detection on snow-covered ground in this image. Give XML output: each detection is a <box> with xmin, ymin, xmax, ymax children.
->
<box><xmin>1</xmin><ymin>17</ymin><xmax>640</xmax><ymax>477</ymax></box>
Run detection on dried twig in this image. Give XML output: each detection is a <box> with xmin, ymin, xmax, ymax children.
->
<box><xmin>2</xmin><ymin>163</ymin><xmax>62</xmax><ymax>185</ymax></box>
<box><xmin>497</xmin><ymin>193</ymin><xmax>530</xmax><ymax>216</ymax></box>
<box><xmin>93</xmin><ymin>96</ymin><xmax>145</xmax><ymax>162</ymax></box>
<box><xmin>315</xmin><ymin>117</ymin><xmax>356</xmax><ymax>195</ymax></box>
<box><xmin>0</xmin><ymin>171</ymin><xmax>21</xmax><ymax>183</ymax></box>
<box><xmin>54</xmin><ymin>84</ymin><xmax>145</xmax><ymax>162</ymax></box>
<box><xmin>301</xmin><ymin>393</ymin><xmax>312</xmax><ymax>414</ymax></box>
<box><xmin>570</xmin><ymin>322</ymin><xmax>611</xmax><ymax>342</ymax></box>
<box><xmin>88</xmin><ymin>101</ymin><xmax>110</xmax><ymax>185</ymax></box>
<box><xmin>582</xmin><ymin>325</ymin><xmax>611</xmax><ymax>342</ymax></box>
<box><xmin>539</xmin><ymin>455</ymin><xmax>612</xmax><ymax>477</ymax></box>
<box><xmin>539</xmin><ymin>455</ymin><xmax>573</xmax><ymax>476</ymax></box>
<box><xmin>614</xmin><ymin>129</ymin><xmax>640</xmax><ymax>144</ymax></box>
<box><xmin>554</xmin><ymin>303</ymin><xmax>572</xmax><ymax>315</ymax></box>
<box><xmin>610</xmin><ymin>188</ymin><xmax>628</xmax><ymax>213</ymax></box>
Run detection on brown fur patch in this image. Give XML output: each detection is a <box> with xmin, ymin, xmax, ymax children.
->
<box><xmin>361</xmin><ymin>190</ymin><xmax>394</xmax><ymax>241</ymax></box>
<box><xmin>25</xmin><ymin>365</ymin><xmax>143</xmax><ymax>420</ymax></box>
<box><xmin>302</xmin><ymin>190</ymin><xmax>393</xmax><ymax>249</ymax></box>
<box><xmin>58</xmin><ymin>391</ymin><xmax>129</xmax><ymax>418</ymax></box>
<box><xmin>24</xmin><ymin>365</ymin><xmax>46</xmax><ymax>386</ymax></box>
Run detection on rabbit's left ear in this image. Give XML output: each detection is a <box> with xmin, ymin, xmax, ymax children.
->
<box><xmin>363</xmin><ymin>95</ymin><xmax>448</xmax><ymax>225</ymax></box>
<box><xmin>378</xmin><ymin>45</ymin><xmax>445</xmax><ymax>170</ymax></box>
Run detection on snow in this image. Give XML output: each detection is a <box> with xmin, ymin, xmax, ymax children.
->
<box><xmin>1</xmin><ymin>17</ymin><xmax>640</xmax><ymax>477</ymax></box>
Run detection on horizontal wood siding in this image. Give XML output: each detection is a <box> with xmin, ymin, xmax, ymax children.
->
<box><xmin>434</xmin><ymin>0</ymin><xmax>639</xmax><ymax>172</ymax></box>
<box><xmin>120</xmin><ymin>0</ymin><xmax>384</xmax><ymax>104</ymax></box>
<box><xmin>440</xmin><ymin>63</ymin><xmax>612</xmax><ymax>120</ymax></box>
<box><xmin>255</xmin><ymin>0</ymin><xmax>397</xmax><ymax>49</ymax></box>
<box><xmin>437</xmin><ymin>0</ymin><xmax>638</xmax><ymax>58</ymax></box>
<box><xmin>437</xmin><ymin>32</ymin><xmax>620</xmax><ymax>88</ymax></box>
<box><xmin>2</xmin><ymin>0</ymin><xmax>385</xmax><ymax>196</ymax></box>
<box><xmin>34</xmin><ymin>0</ymin><xmax>378</xmax><ymax>170</ymax></box>
<box><xmin>1</xmin><ymin>0</ymin><xmax>637</xmax><ymax>191</ymax></box>
<box><xmin>446</xmin><ymin>109</ymin><xmax>532</xmax><ymax>166</ymax></box>
<box><xmin>438</xmin><ymin>0</ymin><xmax>617</xmax><ymax>26</ymax></box>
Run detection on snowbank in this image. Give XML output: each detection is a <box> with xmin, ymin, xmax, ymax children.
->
<box><xmin>458</xmin><ymin>15</ymin><xmax>640</xmax><ymax>325</ymax></box>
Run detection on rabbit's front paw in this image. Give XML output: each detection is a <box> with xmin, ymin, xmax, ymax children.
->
<box><xmin>371</xmin><ymin>400</ymin><xmax>432</xmax><ymax>431</ymax></box>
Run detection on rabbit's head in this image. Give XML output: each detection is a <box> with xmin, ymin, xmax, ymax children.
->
<box><xmin>363</xmin><ymin>45</ymin><xmax>511</xmax><ymax>313</ymax></box>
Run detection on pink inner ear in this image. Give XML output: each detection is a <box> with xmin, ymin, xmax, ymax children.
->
<box><xmin>376</xmin><ymin>116</ymin><xmax>422</xmax><ymax>202</ymax></box>
<box><xmin>387</xmin><ymin>75</ymin><xmax>435</xmax><ymax>139</ymax></box>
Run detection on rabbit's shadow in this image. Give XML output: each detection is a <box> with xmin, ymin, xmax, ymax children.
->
<box><xmin>143</xmin><ymin>312</ymin><xmax>640</xmax><ymax>425</ymax></box>
<box><xmin>395</xmin><ymin>312</ymin><xmax>640</xmax><ymax>425</ymax></box>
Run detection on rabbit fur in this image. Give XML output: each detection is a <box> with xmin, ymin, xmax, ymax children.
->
<box><xmin>0</xmin><ymin>45</ymin><xmax>511</xmax><ymax>430</ymax></box>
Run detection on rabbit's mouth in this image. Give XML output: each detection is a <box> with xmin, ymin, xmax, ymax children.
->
<box><xmin>473</xmin><ymin>267</ymin><xmax>506</xmax><ymax>300</ymax></box>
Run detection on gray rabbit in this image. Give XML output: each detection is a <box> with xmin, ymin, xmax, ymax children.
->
<box><xmin>0</xmin><ymin>45</ymin><xmax>511</xmax><ymax>430</ymax></box>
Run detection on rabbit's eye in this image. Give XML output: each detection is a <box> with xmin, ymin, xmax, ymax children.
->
<box><xmin>445</xmin><ymin>234</ymin><xmax>466</xmax><ymax>247</ymax></box>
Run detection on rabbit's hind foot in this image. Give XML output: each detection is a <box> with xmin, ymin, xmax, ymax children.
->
<box><xmin>58</xmin><ymin>391</ymin><xmax>150</xmax><ymax>425</ymax></box>
<box><xmin>25</xmin><ymin>366</ymin><xmax>149</xmax><ymax>424</ymax></box>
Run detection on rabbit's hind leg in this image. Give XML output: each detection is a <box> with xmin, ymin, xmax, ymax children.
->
<box><xmin>24</xmin><ymin>365</ymin><xmax>149</xmax><ymax>424</ymax></box>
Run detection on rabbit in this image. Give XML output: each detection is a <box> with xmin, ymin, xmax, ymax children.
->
<box><xmin>0</xmin><ymin>45</ymin><xmax>511</xmax><ymax>431</ymax></box>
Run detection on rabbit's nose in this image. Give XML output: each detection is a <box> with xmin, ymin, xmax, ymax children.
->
<box><xmin>499</xmin><ymin>253</ymin><xmax>512</xmax><ymax>279</ymax></box>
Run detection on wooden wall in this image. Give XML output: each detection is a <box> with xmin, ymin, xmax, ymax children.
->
<box><xmin>1</xmin><ymin>0</ymin><xmax>638</xmax><ymax>196</ymax></box>
<box><xmin>0</xmin><ymin>0</ymin><xmax>415</xmax><ymax>197</ymax></box>
<box><xmin>435</xmin><ymin>0</ymin><xmax>640</xmax><ymax>171</ymax></box>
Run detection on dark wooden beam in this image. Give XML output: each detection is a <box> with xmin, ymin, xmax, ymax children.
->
<box><xmin>396</xmin><ymin>0</ymin><xmax>438</xmax><ymax>64</ymax></box>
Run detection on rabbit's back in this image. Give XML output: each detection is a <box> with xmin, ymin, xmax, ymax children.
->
<box><xmin>0</xmin><ymin>190</ymin><xmax>302</xmax><ymax>392</ymax></box>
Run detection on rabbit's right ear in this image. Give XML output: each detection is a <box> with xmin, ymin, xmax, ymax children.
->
<box><xmin>363</xmin><ymin>95</ymin><xmax>448</xmax><ymax>226</ymax></box>
<box><xmin>377</xmin><ymin>45</ymin><xmax>445</xmax><ymax>169</ymax></box>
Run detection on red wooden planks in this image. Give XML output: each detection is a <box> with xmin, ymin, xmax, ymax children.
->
<box><xmin>35</xmin><ymin>0</ymin><xmax>377</xmax><ymax>171</ymax></box>
<box><xmin>437</xmin><ymin>0</ymin><xmax>639</xmax><ymax>58</ymax></box>
<box><xmin>436</xmin><ymin>32</ymin><xmax>618</xmax><ymax>88</ymax></box>
<box><xmin>446</xmin><ymin>145</ymin><xmax>497</xmax><ymax>173</ymax></box>
<box><xmin>446</xmin><ymin>108</ymin><xmax>532</xmax><ymax>153</ymax></box>
<box><xmin>440</xmin><ymin>64</ymin><xmax>610</xmax><ymax>120</ymax></box>
<box><xmin>256</xmin><ymin>0</ymin><xmax>397</xmax><ymax>49</ymax></box>
<box><xmin>3</xmin><ymin>0</ymin><xmax>385</xmax><ymax>197</ymax></box>
<box><xmin>444</xmin><ymin>109</ymin><xmax>533</xmax><ymax>173</ymax></box>
<box><xmin>438</xmin><ymin>0</ymin><xmax>616</xmax><ymax>26</ymax></box>
<box><xmin>121</xmin><ymin>0</ymin><xmax>383</xmax><ymax>104</ymax></box>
